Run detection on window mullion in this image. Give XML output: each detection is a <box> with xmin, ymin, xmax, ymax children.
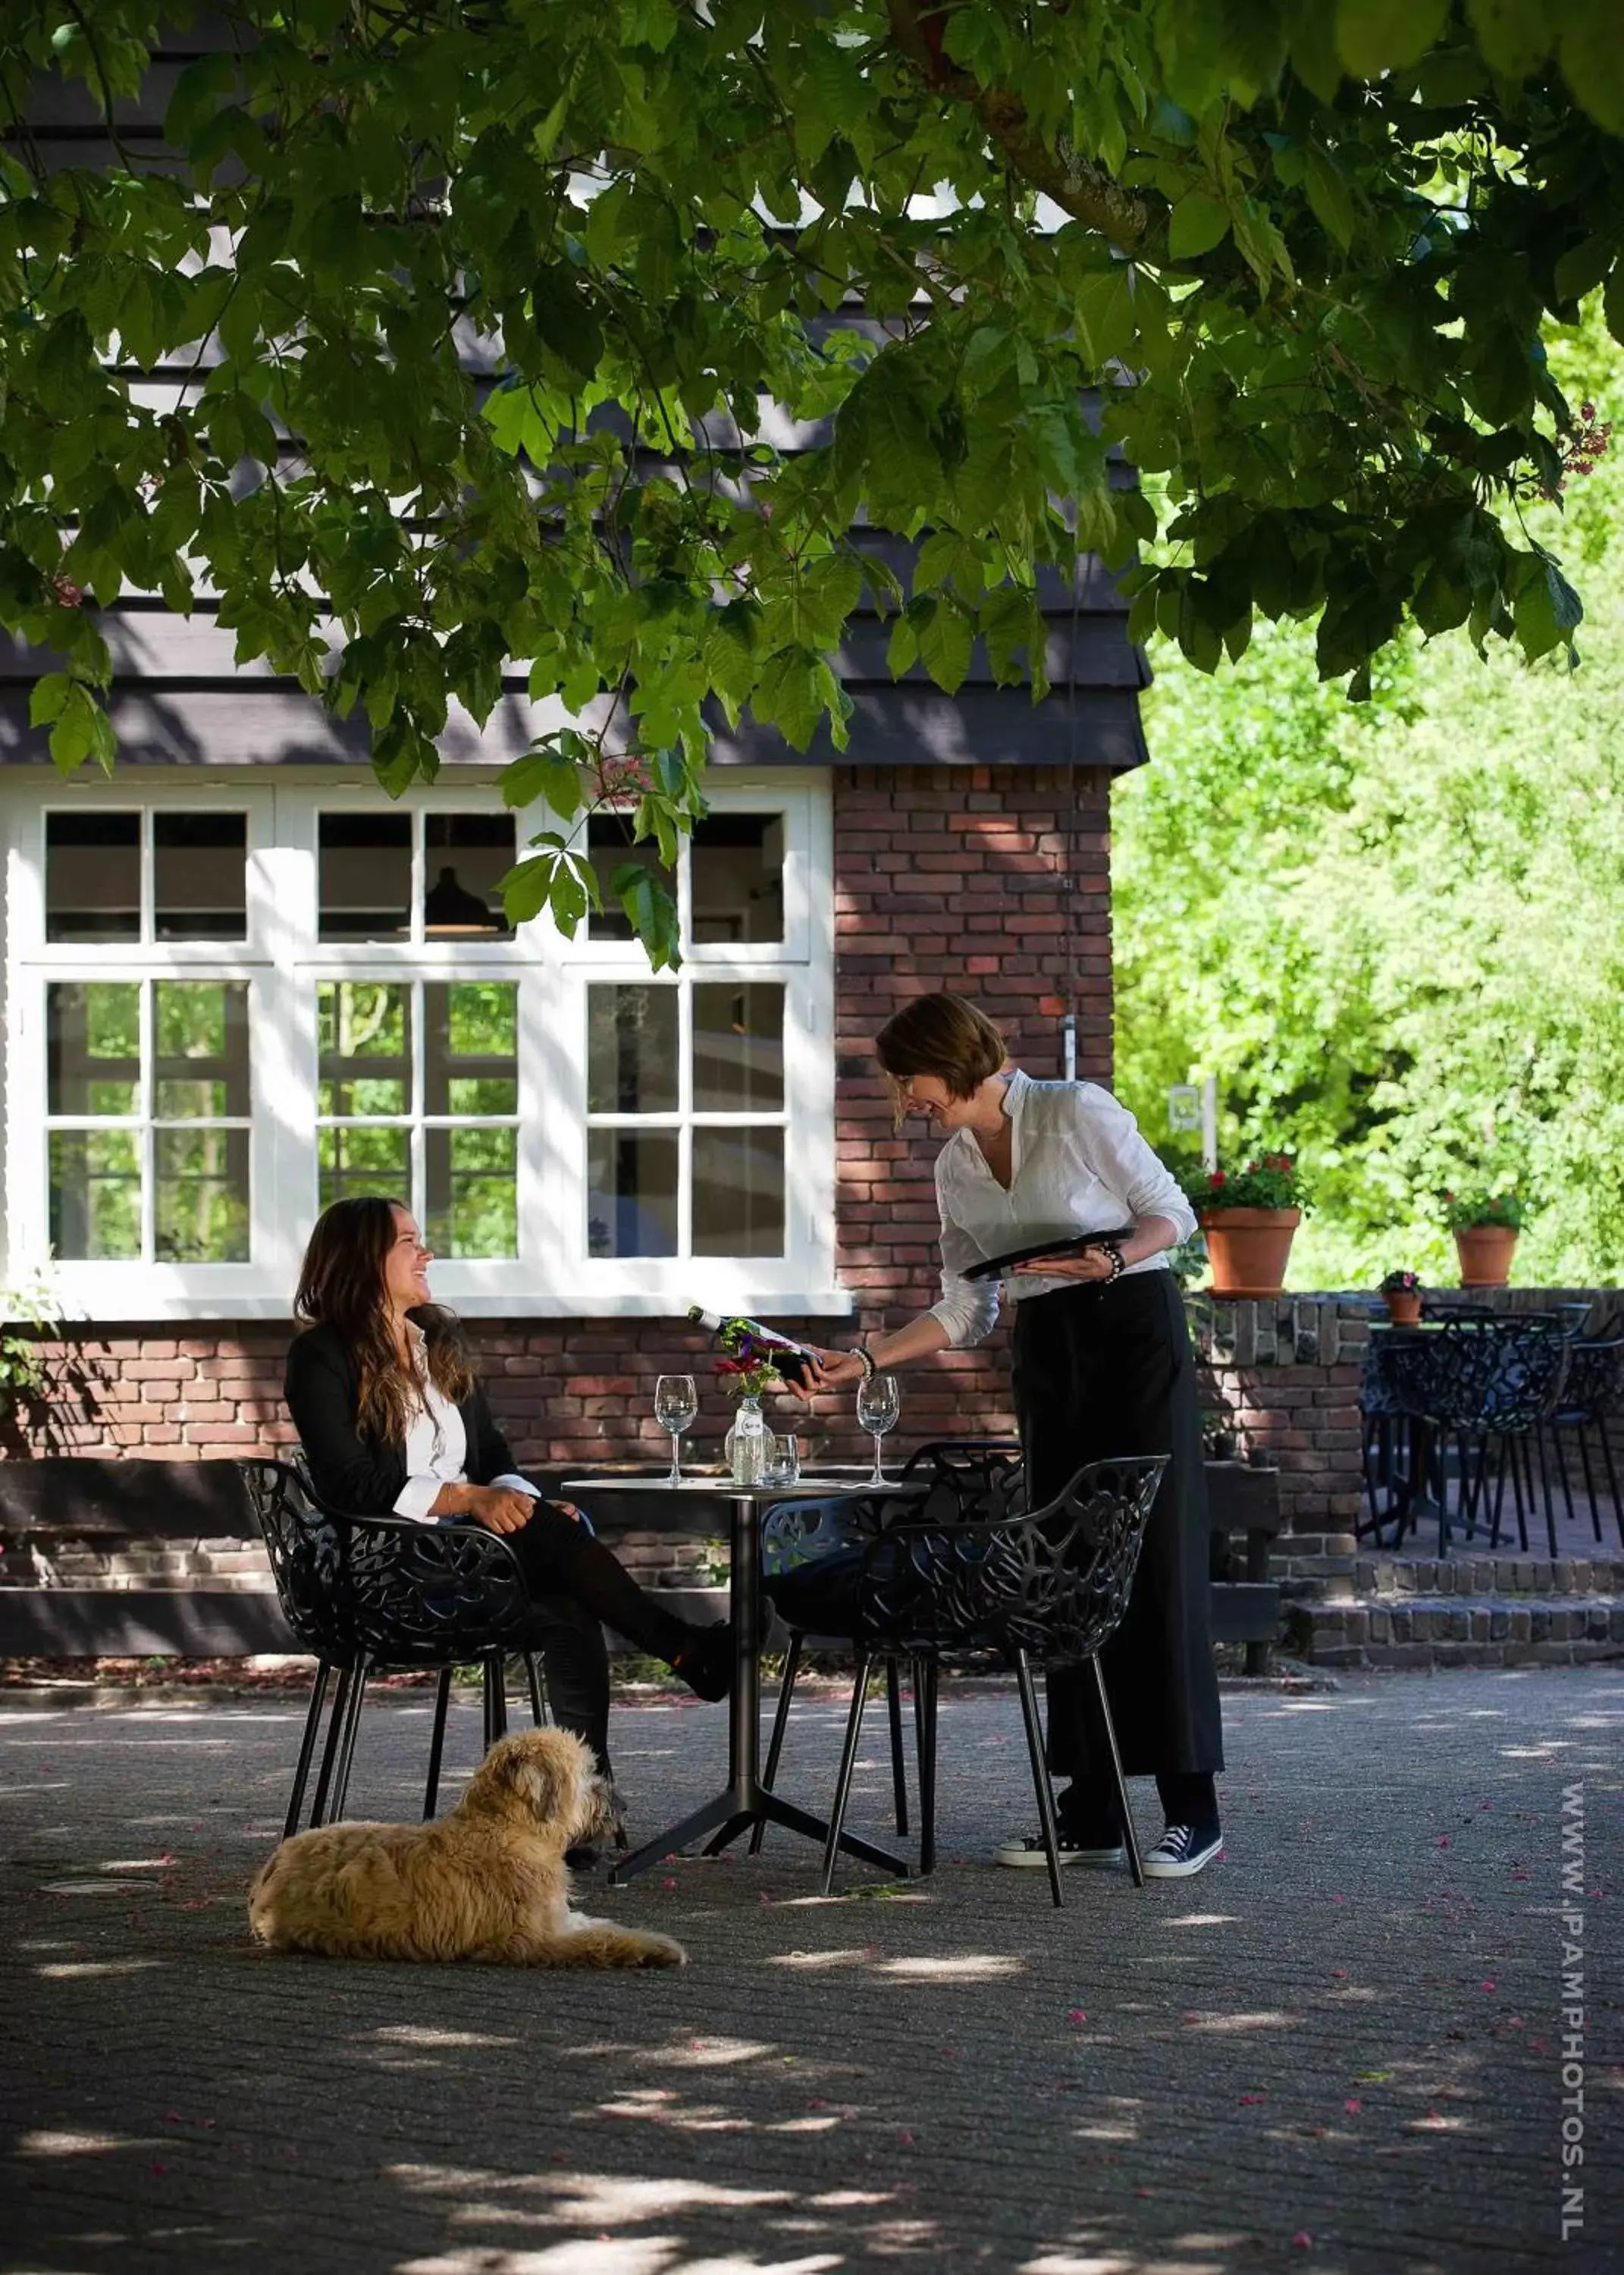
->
<box><xmin>412</xmin><ymin>979</ymin><xmax>426</xmax><ymax>1227</ymax></box>
<box><xmin>140</xmin><ymin>977</ymin><xmax>156</xmax><ymax>1264</ymax></box>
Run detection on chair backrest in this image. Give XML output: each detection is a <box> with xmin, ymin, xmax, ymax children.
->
<box><xmin>856</xmin><ymin>1454</ymin><xmax>1168</xmax><ymax>1665</ymax></box>
<box><xmin>898</xmin><ymin>1436</ymin><xmax>1025</xmax><ymax>1523</ymax></box>
<box><xmin>239</xmin><ymin>1458</ymin><xmax>356</xmax><ymax>1659</ymax></box>
<box><xmin>1559</xmin><ymin>1335</ymin><xmax>1624</xmax><ymax>1417</ymax></box>
<box><xmin>239</xmin><ymin>1456</ymin><xmax>535</xmax><ymax>1667</ymax></box>
<box><xmin>1386</xmin><ymin>1318</ymin><xmax>1570</xmax><ymax>1432</ymax></box>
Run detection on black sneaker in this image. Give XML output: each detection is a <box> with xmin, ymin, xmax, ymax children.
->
<box><xmin>1143</xmin><ymin>1823</ymin><xmax>1223</xmax><ymax>1878</ymax></box>
<box><xmin>994</xmin><ymin>1829</ymin><xmax>1126</xmax><ymax>1869</ymax></box>
<box><xmin>670</xmin><ymin>1621</ymin><xmax>733</xmax><ymax>1702</ymax></box>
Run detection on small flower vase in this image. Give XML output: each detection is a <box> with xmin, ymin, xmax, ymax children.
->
<box><xmin>726</xmin><ymin>1396</ymin><xmax>768</xmax><ymax>1486</ymax></box>
<box><xmin>1383</xmin><ymin>1290</ymin><xmax>1422</xmax><ymax>1326</ymax></box>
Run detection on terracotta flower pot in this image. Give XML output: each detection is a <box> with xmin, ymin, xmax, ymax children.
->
<box><xmin>1200</xmin><ymin>1207</ymin><xmax>1301</xmax><ymax>1298</ymax></box>
<box><xmin>1382</xmin><ymin>1291</ymin><xmax>1423</xmax><ymax>1326</ymax></box>
<box><xmin>1454</xmin><ymin>1225</ymin><xmax>1518</xmax><ymax>1287</ymax></box>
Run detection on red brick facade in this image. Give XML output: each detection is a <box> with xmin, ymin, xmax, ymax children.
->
<box><xmin>5</xmin><ymin>762</ymin><xmax>1116</xmax><ymax>1479</ymax></box>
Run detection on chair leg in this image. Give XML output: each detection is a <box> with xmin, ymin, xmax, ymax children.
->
<box><xmin>1533</xmin><ymin>1427</ymin><xmax>1561</xmax><ymax>1558</ymax></box>
<box><xmin>749</xmin><ymin>1630</ymin><xmax>802</xmax><ymax>1857</ymax></box>
<box><xmin>331</xmin><ymin>1656</ymin><xmax>370</xmax><ymax>1823</ymax></box>
<box><xmin>1547</xmin><ymin>1423</ymin><xmax>1579</xmax><ymax>1534</ymax></box>
<box><xmin>1594</xmin><ymin>1412</ymin><xmax>1624</xmax><ymax>1550</ymax></box>
<box><xmin>483</xmin><ymin>1657</ymin><xmax>509</xmax><ymax>1749</ymax></box>
<box><xmin>284</xmin><ymin>1660</ymin><xmax>331</xmax><ymax>1840</ymax></box>
<box><xmin>1013</xmin><ymin>1649</ymin><xmax>1064</xmax><ymax>1909</ymax></box>
<box><xmin>1091</xmin><ymin>1655</ymin><xmax>1143</xmax><ymax>1888</ymax></box>
<box><xmin>422</xmin><ymin>1665</ymin><xmax>453</xmax><ymax>1821</ymax></box>
<box><xmin>886</xmin><ymin>1658</ymin><xmax>910</xmax><ymax>1837</ymax></box>
<box><xmin>819</xmin><ymin>1649</ymin><xmax>873</xmax><ymax>1897</ymax></box>
<box><xmin>915</xmin><ymin>1657</ymin><xmax>939</xmax><ymax>1878</ymax></box>
<box><xmin>309</xmin><ymin>1662</ymin><xmax>353</xmax><ymax>1829</ymax></box>
<box><xmin>525</xmin><ymin>1653</ymin><xmax>548</xmax><ymax>1726</ymax></box>
<box><xmin>1575</xmin><ymin>1422</ymin><xmax>1605</xmax><ymax>1545</ymax></box>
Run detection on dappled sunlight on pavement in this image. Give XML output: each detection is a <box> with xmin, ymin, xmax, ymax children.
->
<box><xmin>2</xmin><ymin>1670</ymin><xmax>1619</xmax><ymax>2273</ymax></box>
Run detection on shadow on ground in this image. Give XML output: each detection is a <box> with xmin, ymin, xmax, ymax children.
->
<box><xmin>2</xmin><ymin>1670</ymin><xmax>1619</xmax><ymax>2274</ymax></box>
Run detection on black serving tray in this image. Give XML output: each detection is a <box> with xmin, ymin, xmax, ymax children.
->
<box><xmin>961</xmin><ymin>1226</ymin><xmax>1138</xmax><ymax>1281</ymax></box>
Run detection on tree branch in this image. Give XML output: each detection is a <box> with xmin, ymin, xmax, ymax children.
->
<box><xmin>883</xmin><ymin>0</ymin><xmax>1149</xmax><ymax>251</ymax></box>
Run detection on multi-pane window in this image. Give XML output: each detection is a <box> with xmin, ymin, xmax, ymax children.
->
<box><xmin>317</xmin><ymin>981</ymin><xmax>520</xmax><ymax>1257</ymax></box>
<box><xmin>318</xmin><ymin>810</ymin><xmax>514</xmax><ymax>941</ymax></box>
<box><xmin>45</xmin><ymin>979</ymin><xmax>251</xmax><ymax>1260</ymax></box>
<box><xmin>587</xmin><ymin>981</ymin><xmax>786</xmax><ymax>1257</ymax></box>
<box><xmin>45</xmin><ymin>809</ymin><xmax>248</xmax><ymax>943</ymax></box>
<box><xmin>8</xmin><ymin>781</ymin><xmax>832</xmax><ymax>1315</ymax></box>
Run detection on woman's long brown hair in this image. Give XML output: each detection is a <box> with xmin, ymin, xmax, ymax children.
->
<box><xmin>293</xmin><ymin>1196</ymin><xmax>475</xmax><ymax>1446</ymax></box>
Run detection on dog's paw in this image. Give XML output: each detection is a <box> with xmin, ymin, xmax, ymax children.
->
<box><xmin>632</xmin><ymin>1931</ymin><xmax>688</xmax><ymax>1969</ymax></box>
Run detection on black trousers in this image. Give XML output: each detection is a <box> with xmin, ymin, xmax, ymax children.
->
<box><xmin>450</xmin><ymin>1505</ymin><xmax>691</xmax><ymax>1785</ymax></box>
<box><xmin>1012</xmin><ymin>1270</ymin><xmax>1224</xmax><ymax>1783</ymax></box>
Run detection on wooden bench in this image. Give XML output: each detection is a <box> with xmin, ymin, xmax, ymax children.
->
<box><xmin>1</xmin><ymin>1453</ymin><xmax>1285</xmax><ymax>1668</ymax></box>
<box><xmin>0</xmin><ymin>1456</ymin><xmax>720</xmax><ymax>1655</ymax></box>
<box><xmin>1205</xmin><ymin>1458</ymin><xmax>1286</xmax><ymax>1673</ymax></box>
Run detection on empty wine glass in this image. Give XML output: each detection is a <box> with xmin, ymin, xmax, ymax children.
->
<box><xmin>654</xmin><ymin>1373</ymin><xmax>698</xmax><ymax>1486</ymax></box>
<box><xmin>855</xmin><ymin>1372</ymin><xmax>900</xmax><ymax>1487</ymax></box>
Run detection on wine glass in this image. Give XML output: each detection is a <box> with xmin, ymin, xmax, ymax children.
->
<box><xmin>855</xmin><ymin>1373</ymin><xmax>900</xmax><ymax>1487</ymax></box>
<box><xmin>654</xmin><ymin>1373</ymin><xmax>698</xmax><ymax>1486</ymax></box>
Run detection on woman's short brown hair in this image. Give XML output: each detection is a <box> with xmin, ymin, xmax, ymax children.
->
<box><xmin>873</xmin><ymin>993</ymin><xmax>1008</xmax><ymax>1100</ymax></box>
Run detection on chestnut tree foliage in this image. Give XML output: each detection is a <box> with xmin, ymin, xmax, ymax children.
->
<box><xmin>3</xmin><ymin>0</ymin><xmax>1624</xmax><ymax>956</ymax></box>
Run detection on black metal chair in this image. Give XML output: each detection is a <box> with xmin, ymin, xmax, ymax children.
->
<box><xmin>1537</xmin><ymin>1333</ymin><xmax>1624</xmax><ymax>1548</ymax></box>
<box><xmin>1383</xmin><ymin>1319</ymin><xmax>1571</xmax><ymax>1555</ymax></box>
<box><xmin>751</xmin><ymin>1437</ymin><xmax>1024</xmax><ymax>1857</ymax></box>
<box><xmin>763</xmin><ymin>1454</ymin><xmax>1167</xmax><ymax>1906</ymax></box>
<box><xmin>241</xmin><ymin>1458</ymin><xmax>550</xmax><ymax>1838</ymax></box>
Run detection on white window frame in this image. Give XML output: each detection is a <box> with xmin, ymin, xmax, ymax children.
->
<box><xmin>1</xmin><ymin>766</ymin><xmax>845</xmax><ymax>1321</ymax></box>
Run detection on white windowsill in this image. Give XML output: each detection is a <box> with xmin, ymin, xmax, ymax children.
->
<box><xmin>40</xmin><ymin>1285</ymin><xmax>858</xmax><ymax>1324</ymax></box>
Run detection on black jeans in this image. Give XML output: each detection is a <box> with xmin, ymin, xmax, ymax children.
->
<box><xmin>450</xmin><ymin>1505</ymin><xmax>694</xmax><ymax>1781</ymax></box>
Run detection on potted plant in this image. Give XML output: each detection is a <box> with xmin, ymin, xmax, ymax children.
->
<box><xmin>1187</xmin><ymin>1153</ymin><xmax>1306</xmax><ymax>1298</ymax></box>
<box><xmin>1444</xmin><ymin>1191</ymin><xmax>1528</xmax><ymax>1288</ymax></box>
<box><xmin>1378</xmin><ymin>1269</ymin><xmax>1423</xmax><ymax>1326</ymax></box>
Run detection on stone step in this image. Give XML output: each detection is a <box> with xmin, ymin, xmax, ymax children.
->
<box><xmin>1355</xmin><ymin>1555</ymin><xmax>1624</xmax><ymax>1596</ymax></box>
<box><xmin>1304</xmin><ymin>1592</ymin><xmax>1624</xmax><ymax>1671</ymax></box>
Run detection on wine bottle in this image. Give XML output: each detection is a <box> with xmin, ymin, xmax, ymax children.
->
<box><xmin>686</xmin><ymin>1305</ymin><xmax>814</xmax><ymax>1388</ymax></box>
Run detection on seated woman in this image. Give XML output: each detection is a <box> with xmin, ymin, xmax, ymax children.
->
<box><xmin>284</xmin><ymin>1196</ymin><xmax>732</xmax><ymax>1825</ymax></box>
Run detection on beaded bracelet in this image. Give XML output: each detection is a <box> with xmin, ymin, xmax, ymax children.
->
<box><xmin>1102</xmin><ymin>1241</ymin><xmax>1126</xmax><ymax>1282</ymax></box>
<box><xmin>850</xmin><ymin>1343</ymin><xmax>877</xmax><ymax>1378</ymax></box>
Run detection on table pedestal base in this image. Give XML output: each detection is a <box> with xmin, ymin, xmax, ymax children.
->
<box><xmin>611</xmin><ymin>1784</ymin><xmax>908</xmax><ymax>1885</ymax></box>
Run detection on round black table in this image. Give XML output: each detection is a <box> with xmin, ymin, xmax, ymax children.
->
<box><xmin>562</xmin><ymin>1470</ymin><xmax>925</xmax><ymax>1885</ymax></box>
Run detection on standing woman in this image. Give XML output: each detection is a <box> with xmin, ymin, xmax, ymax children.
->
<box><xmin>285</xmin><ymin>1197</ymin><xmax>732</xmax><ymax>1812</ymax></box>
<box><xmin>802</xmin><ymin>993</ymin><xmax>1224</xmax><ymax>1878</ymax></box>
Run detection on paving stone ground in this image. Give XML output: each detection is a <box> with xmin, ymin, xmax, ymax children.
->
<box><xmin>2</xmin><ymin>1668</ymin><xmax>1619</xmax><ymax>2275</ymax></box>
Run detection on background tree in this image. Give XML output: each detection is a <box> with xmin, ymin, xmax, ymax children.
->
<box><xmin>1115</xmin><ymin>301</ymin><xmax>1624</xmax><ymax>1289</ymax></box>
<box><xmin>3</xmin><ymin>0</ymin><xmax>1624</xmax><ymax>956</ymax></box>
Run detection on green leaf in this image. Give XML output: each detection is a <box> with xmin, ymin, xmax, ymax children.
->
<box><xmin>1336</xmin><ymin>0</ymin><xmax>1450</xmax><ymax>77</ymax></box>
<box><xmin>612</xmin><ymin>861</ymin><xmax>682</xmax><ymax>969</ymax></box>
<box><xmin>1168</xmin><ymin>191</ymin><xmax>1231</xmax><ymax>261</ymax></box>
<box><xmin>917</xmin><ymin>599</ymin><xmax>974</xmax><ymax>695</ymax></box>
<box><xmin>1303</xmin><ymin>144</ymin><xmax>1355</xmax><ymax>250</ymax></box>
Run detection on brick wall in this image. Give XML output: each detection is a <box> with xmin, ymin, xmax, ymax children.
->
<box><xmin>2</xmin><ymin>761</ymin><xmax>1115</xmax><ymax>1487</ymax></box>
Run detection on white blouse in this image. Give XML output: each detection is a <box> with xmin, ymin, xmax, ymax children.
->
<box><xmin>393</xmin><ymin>1323</ymin><xmax>541</xmax><ymax>1523</ymax></box>
<box><xmin>928</xmin><ymin>1069</ymin><xmax>1196</xmax><ymax>1349</ymax></box>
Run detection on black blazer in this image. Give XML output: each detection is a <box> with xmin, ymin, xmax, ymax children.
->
<box><xmin>284</xmin><ymin>1315</ymin><xmax>524</xmax><ymax>1519</ymax></box>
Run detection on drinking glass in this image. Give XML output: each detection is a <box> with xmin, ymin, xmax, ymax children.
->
<box><xmin>654</xmin><ymin>1373</ymin><xmax>698</xmax><ymax>1486</ymax></box>
<box><xmin>765</xmin><ymin>1432</ymin><xmax>801</xmax><ymax>1487</ymax></box>
<box><xmin>855</xmin><ymin>1373</ymin><xmax>900</xmax><ymax>1487</ymax></box>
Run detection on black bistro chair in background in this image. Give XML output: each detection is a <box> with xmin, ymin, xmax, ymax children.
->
<box><xmin>241</xmin><ymin>1458</ymin><xmax>550</xmax><ymax>1839</ymax></box>
<box><xmin>1381</xmin><ymin>1316</ymin><xmax>1571</xmax><ymax>1555</ymax></box>
<box><xmin>751</xmin><ymin>1437</ymin><xmax>1024</xmax><ymax>1856</ymax></box>
<box><xmin>1536</xmin><ymin>1332</ymin><xmax>1624</xmax><ymax>1549</ymax></box>
<box><xmin>762</xmin><ymin>1454</ymin><xmax>1168</xmax><ymax>1906</ymax></box>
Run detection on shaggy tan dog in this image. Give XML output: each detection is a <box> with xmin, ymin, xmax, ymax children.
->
<box><xmin>248</xmin><ymin>1727</ymin><xmax>685</xmax><ymax>1969</ymax></box>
